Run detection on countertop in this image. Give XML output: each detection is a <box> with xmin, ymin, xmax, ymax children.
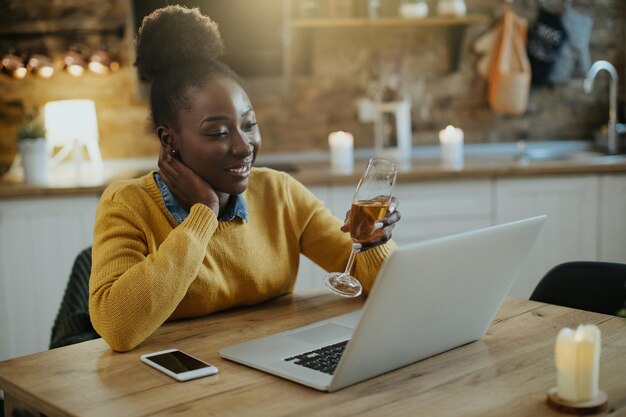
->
<box><xmin>2</xmin><ymin>141</ymin><xmax>626</xmax><ymax>198</ymax></box>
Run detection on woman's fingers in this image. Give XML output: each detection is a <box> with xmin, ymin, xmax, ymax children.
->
<box><xmin>341</xmin><ymin>209</ymin><xmax>351</xmax><ymax>232</ymax></box>
<box><xmin>376</xmin><ymin>210</ymin><xmax>401</xmax><ymax>229</ymax></box>
<box><xmin>388</xmin><ymin>196</ymin><xmax>399</xmax><ymax>215</ymax></box>
<box><xmin>358</xmin><ymin>200</ymin><xmax>401</xmax><ymax>251</ymax></box>
<box><xmin>340</xmin><ymin>197</ymin><xmax>401</xmax><ymax>248</ymax></box>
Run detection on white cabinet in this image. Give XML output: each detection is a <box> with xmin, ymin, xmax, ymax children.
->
<box><xmin>390</xmin><ymin>180</ymin><xmax>493</xmax><ymax>245</ymax></box>
<box><xmin>1</xmin><ymin>173</ymin><xmax>623</xmax><ymax>360</ymax></box>
<box><xmin>294</xmin><ymin>179</ymin><xmax>494</xmax><ymax>290</ymax></box>
<box><xmin>327</xmin><ymin>180</ymin><xmax>493</xmax><ymax>245</ymax></box>
<box><xmin>495</xmin><ymin>176</ymin><xmax>599</xmax><ymax>299</ymax></box>
<box><xmin>0</xmin><ymin>195</ymin><xmax>99</xmax><ymax>361</ymax></box>
<box><xmin>294</xmin><ymin>185</ymin><xmax>331</xmax><ymax>292</ymax></box>
<box><xmin>598</xmin><ymin>174</ymin><xmax>626</xmax><ymax>262</ymax></box>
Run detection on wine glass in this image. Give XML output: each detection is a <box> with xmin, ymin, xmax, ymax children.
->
<box><xmin>324</xmin><ymin>158</ymin><xmax>397</xmax><ymax>297</ymax></box>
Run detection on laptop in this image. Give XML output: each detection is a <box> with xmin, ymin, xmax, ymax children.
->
<box><xmin>219</xmin><ymin>215</ymin><xmax>546</xmax><ymax>392</ymax></box>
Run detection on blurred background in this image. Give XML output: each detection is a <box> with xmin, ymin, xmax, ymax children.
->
<box><xmin>0</xmin><ymin>0</ymin><xmax>623</xmax><ymax>167</ymax></box>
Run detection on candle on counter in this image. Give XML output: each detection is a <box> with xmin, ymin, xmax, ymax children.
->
<box><xmin>437</xmin><ymin>0</ymin><xmax>467</xmax><ymax>16</ymax></box>
<box><xmin>399</xmin><ymin>1</ymin><xmax>428</xmax><ymax>19</ymax></box>
<box><xmin>555</xmin><ymin>324</ymin><xmax>601</xmax><ymax>403</ymax></box>
<box><xmin>329</xmin><ymin>131</ymin><xmax>354</xmax><ymax>174</ymax></box>
<box><xmin>438</xmin><ymin>125</ymin><xmax>464</xmax><ymax>170</ymax></box>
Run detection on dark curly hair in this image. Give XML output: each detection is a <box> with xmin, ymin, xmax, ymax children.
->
<box><xmin>135</xmin><ymin>5</ymin><xmax>240</xmax><ymax>131</ymax></box>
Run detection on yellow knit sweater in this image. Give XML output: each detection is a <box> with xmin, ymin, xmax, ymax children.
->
<box><xmin>89</xmin><ymin>168</ymin><xmax>395</xmax><ymax>351</ymax></box>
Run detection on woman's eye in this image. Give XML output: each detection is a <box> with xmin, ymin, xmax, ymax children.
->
<box><xmin>207</xmin><ymin>130</ymin><xmax>229</xmax><ymax>138</ymax></box>
<box><xmin>243</xmin><ymin>122</ymin><xmax>258</xmax><ymax>132</ymax></box>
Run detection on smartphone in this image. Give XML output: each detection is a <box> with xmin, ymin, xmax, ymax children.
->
<box><xmin>140</xmin><ymin>349</ymin><xmax>218</xmax><ymax>381</ymax></box>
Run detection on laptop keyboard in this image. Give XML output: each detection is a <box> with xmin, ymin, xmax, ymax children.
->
<box><xmin>284</xmin><ymin>340</ymin><xmax>349</xmax><ymax>375</ymax></box>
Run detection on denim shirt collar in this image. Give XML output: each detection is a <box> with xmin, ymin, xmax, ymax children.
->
<box><xmin>153</xmin><ymin>172</ymin><xmax>248</xmax><ymax>223</ymax></box>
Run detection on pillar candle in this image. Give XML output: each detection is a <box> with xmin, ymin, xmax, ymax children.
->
<box><xmin>437</xmin><ymin>0</ymin><xmax>467</xmax><ymax>16</ymax></box>
<box><xmin>438</xmin><ymin>125</ymin><xmax>464</xmax><ymax>170</ymax></box>
<box><xmin>555</xmin><ymin>324</ymin><xmax>601</xmax><ymax>402</ymax></box>
<box><xmin>329</xmin><ymin>131</ymin><xmax>354</xmax><ymax>174</ymax></box>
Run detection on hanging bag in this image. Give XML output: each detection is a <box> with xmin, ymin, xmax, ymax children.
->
<box><xmin>488</xmin><ymin>5</ymin><xmax>531</xmax><ymax>116</ymax></box>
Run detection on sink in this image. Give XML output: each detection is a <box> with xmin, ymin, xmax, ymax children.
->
<box><xmin>561</xmin><ymin>151</ymin><xmax>626</xmax><ymax>164</ymax></box>
<box><xmin>520</xmin><ymin>149</ymin><xmax>626</xmax><ymax>164</ymax></box>
<box><xmin>504</xmin><ymin>140</ymin><xmax>626</xmax><ymax>164</ymax></box>
<box><xmin>522</xmin><ymin>148</ymin><xmax>572</xmax><ymax>161</ymax></box>
<box><xmin>455</xmin><ymin>140</ymin><xmax>617</xmax><ymax>165</ymax></box>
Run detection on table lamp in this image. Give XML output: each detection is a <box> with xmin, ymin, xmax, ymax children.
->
<box><xmin>44</xmin><ymin>99</ymin><xmax>103</xmax><ymax>178</ymax></box>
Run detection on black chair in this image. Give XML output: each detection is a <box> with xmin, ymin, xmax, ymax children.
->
<box><xmin>49</xmin><ymin>246</ymin><xmax>100</xmax><ymax>349</ymax></box>
<box><xmin>530</xmin><ymin>261</ymin><xmax>626</xmax><ymax>317</ymax></box>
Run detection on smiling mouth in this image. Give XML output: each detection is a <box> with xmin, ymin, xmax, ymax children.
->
<box><xmin>227</xmin><ymin>161</ymin><xmax>252</xmax><ymax>175</ymax></box>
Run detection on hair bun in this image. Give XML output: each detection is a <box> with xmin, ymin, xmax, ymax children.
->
<box><xmin>135</xmin><ymin>5</ymin><xmax>224</xmax><ymax>80</ymax></box>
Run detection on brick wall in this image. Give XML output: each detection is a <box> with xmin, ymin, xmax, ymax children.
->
<box><xmin>0</xmin><ymin>0</ymin><xmax>624</xmax><ymax>171</ymax></box>
<box><xmin>260</xmin><ymin>0</ymin><xmax>625</xmax><ymax>151</ymax></box>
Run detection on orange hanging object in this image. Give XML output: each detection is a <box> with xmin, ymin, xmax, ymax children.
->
<box><xmin>486</xmin><ymin>5</ymin><xmax>531</xmax><ymax>116</ymax></box>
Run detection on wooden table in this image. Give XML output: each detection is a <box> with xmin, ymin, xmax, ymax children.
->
<box><xmin>1</xmin><ymin>289</ymin><xmax>625</xmax><ymax>417</ymax></box>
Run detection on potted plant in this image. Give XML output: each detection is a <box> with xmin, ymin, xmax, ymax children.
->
<box><xmin>17</xmin><ymin>112</ymin><xmax>48</xmax><ymax>185</ymax></box>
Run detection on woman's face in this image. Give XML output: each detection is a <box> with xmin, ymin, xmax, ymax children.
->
<box><xmin>170</xmin><ymin>77</ymin><xmax>261</xmax><ymax>196</ymax></box>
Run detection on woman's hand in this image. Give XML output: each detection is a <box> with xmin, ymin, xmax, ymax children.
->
<box><xmin>158</xmin><ymin>146</ymin><xmax>220</xmax><ymax>215</ymax></box>
<box><xmin>341</xmin><ymin>196</ymin><xmax>401</xmax><ymax>251</ymax></box>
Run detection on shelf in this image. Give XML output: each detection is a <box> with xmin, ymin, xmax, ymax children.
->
<box><xmin>286</xmin><ymin>14</ymin><xmax>488</xmax><ymax>76</ymax></box>
<box><xmin>0</xmin><ymin>19</ymin><xmax>125</xmax><ymax>38</ymax></box>
<box><xmin>290</xmin><ymin>15</ymin><xmax>489</xmax><ymax>29</ymax></box>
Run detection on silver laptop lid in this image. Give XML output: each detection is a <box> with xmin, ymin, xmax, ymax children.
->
<box><xmin>330</xmin><ymin>215</ymin><xmax>546</xmax><ymax>391</ymax></box>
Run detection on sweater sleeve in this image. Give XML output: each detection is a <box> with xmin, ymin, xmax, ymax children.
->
<box><xmin>89</xmin><ymin>200</ymin><xmax>218</xmax><ymax>352</ymax></box>
<box><xmin>284</xmin><ymin>174</ymin><xmax>395</xmax><ymax>294</ymax></box>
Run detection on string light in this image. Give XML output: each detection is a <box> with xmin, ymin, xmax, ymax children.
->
<box><xmin>88</xmin><ymin>50</ymin><xmax>120</xmax><ymax>75</ymax></box>
<box><xmin>1</xmin><ymin>53</ymin><xmax>27</xmax><ymax>79</ymax></box>
<box><xmin>1</xmin><ymin>47</ymin><xmax>120</xmax><ymax>79</ymax></box>
<box><xmin>26</xmin><ymin>54</ymin><xmax>55</xmax><ymax>78</ymax></box>
<box><xmin>62</xmin><ymin>50</ymin><xmax>87</xmax><ymax>77</ymax></box>
<box><xmin>1</xmin><ymin>24</ymin><xmax>124</xmax><ymax>80</ymax></box>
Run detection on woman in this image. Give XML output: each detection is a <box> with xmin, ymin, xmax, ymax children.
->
<box><xmin>89</xmin><ymin>5</ymin><xmax>400</xmax><ymax>352</ymax></box>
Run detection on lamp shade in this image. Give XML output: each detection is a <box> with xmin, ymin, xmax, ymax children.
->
<box><xmin>44</xmin><ymin>100</ymin><xmax>99</xmax><ymax>148</ymax></box>
<box><xmin>44</xmin><ymin>99</ymin><xmax>103</xmax><ymax>173</ymax></box>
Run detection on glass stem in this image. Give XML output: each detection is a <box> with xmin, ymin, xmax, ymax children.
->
<box><xmin>342</xmin><ymin>248</ymin><xmax>358</xmax><ymax>276</ymax></box>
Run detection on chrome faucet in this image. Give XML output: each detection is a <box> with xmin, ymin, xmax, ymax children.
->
<box><xmin>583</xmin><ymin>60</ymin><xmax>620</xmax><ymax>154</ymax></box>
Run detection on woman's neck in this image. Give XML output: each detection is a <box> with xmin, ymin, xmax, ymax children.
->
<box><xmin>217</xmin><ymin>193</ymin><xmax>231</xmax><ymax>215</ymax></box>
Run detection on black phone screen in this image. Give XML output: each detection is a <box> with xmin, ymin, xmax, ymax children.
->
<box><xmin>147</xmin><ymin>351</ymin><xmax>210</xmax><ymax>374</ymax></box>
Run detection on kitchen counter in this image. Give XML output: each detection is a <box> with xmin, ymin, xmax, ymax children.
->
<box><xmin>3</xmin><ymin>141</ymin><xmax>625</xmax><ymax>363</ymax></box>
<box><xmin>2</xmin><ymin>141</ymin><xmax>626</xmax><ymax>198</ymax></box>
<box><xmin>292</xmin><ymin>154</ymin><xmax>626</xmax><ymax>185</ymax></box>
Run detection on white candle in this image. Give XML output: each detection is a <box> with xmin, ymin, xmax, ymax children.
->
<box><xmin>555</xmin><ymin>324</ymin><xmax>601</xmax><ymax>403</ymax></box>
<box><xmin>437</xmin><ymin>0</ymin><xmax>467</xmax><ymax>16</ymax></box>
<box><xmin>399</xmin><ymin>1</ymin><xmax>428</xmax><ymax>18</ymax></box>
<box><xmin>329</xmin><ymin>131</ymin><xmax>354</xmax><ymax>174</ymax></box>
<box><xmin>438</xmin><ymin>125</ymin><xmax>464</xmax><ymax>169</ymax></box>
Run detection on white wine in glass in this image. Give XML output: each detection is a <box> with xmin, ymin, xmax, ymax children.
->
<box><xmin>324</xmin><ymin>158</ymin><xmax>397</xmax><ymax>297</ymax></box>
